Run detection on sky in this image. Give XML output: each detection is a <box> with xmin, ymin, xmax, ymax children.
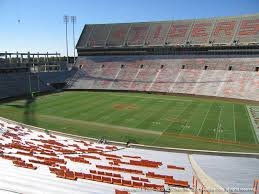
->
<box><xmin>0</xmin><ymin>0</ymin><xmax>259</xmax><ymax>56</ymax></box>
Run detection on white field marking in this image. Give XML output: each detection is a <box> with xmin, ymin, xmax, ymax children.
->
<box><xmin>216</xmin><ymin>105</ymin><xmax>223</xmax><ymax>140</ymax></box>
<box><xmin>232</xmin><ymin>104</ymin><xmax>237</xmax><ymax>142</ymax></box>
<box><xmin>108</xmin><ymin>68</ymin><xmax>122</xmax><ymax>89</ymax></box>
<box><xmin>107</xmin><ymin>93</ymin><xmax>192</xmax><ymax>102</ymax></box>
<box><xmin>157</xmin><ymin>103</ymin><xmax>192</xmax><ymax>138</ymax></box>
<box><xmin>147</xmin><ymin>69</ymin><xmax>161</xmax><ymax>91</ymax></box>
<box><xmin>152</xmin><ymin>101</ymin><xmax>194</xmax><ymax>144</ymax></box>
<box><xmin>245</xmin><ymin>105</ymin><xmax>258</xmax><ymax>144</ymax></box>
<box><xmin>133</xmin><ymin>99</ymin><xmax>168</xmax><ymax>127</ymax></box>
<box><xmin>196</xmin><ymin>103</ymin><xmax>213</xmax><ymax>136</ymax></box>
<box><xmin>246</xmin><ymin>106</ymin><xmax>259</xmax><ymax>143</ymax></box>
<box><xmin>133</xmin><ymin>112</ymin><xmax>155</xmax><ymax>128</ymax></box>
<box><xmin>178</xmin><ymin>103</ymin><xmax>206</xmax><ymax>135</ymax></box>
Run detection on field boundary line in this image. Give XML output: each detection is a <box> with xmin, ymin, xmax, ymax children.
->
<box><xmin>245</xmin><ymin>106</ymin><xmax>258</xmax><ymax>144</ymax></box>
<box><xmin>196</xmin><ymin>103</ymin><xmax>213</xmax><ymax>136</ymax></box>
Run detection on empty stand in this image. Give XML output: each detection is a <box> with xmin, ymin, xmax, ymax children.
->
<box><xmin>188</xmin><ymin>19</ymin><xmax>215</xmax><ymax>45</ymax></box>
<box><xmin>107</xmin><ymin>24</ymin><xmax>130</xmax><ymax>47</ymax></box>
<box><xmin>166</xmin><ymin>20</ymin><xmax>193</xmax><ymax>45</ymax></box>
<box><xmin>210</xmin><ymin>17</ymin><xmax>240</xmax><ymax>45</ymax></box>
<box><xmin>235</xmin><ymin>15</ymin><xmax>259</xmax><ymax>45</ymax></box>
<box><xmin>77</xmin><ymin>14</ymin><xmax>259</xmax><ymax>50</ymax></box>
<box><xmin>126</xmin><ymin>23</ymin><xmax>150</xmax><ymax>46</ymax></box>
<box><xmin>77</xmin><ymin>25</ymin><xmax>95</xmax><ymax>48</ymax></box>
<box><xmin>88</xmin><ymin>24</ymin><xmax>112</xmax><ymax>47</ymax></box>
<box><xmin>69</xmin><ymin>55</ymin><xmax>259</xmax><ymax>101</ymax></box>
<box><xmin>146</xmin><ymin>22</ymin><xmax>171</xmax><ymax>46</ymax></box>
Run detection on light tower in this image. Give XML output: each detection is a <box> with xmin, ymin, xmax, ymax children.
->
<box><xmin>63</xmin><ymin>15</ymin><xmax>69</xmax><ymax>65</ymax></box>
<box><xmin>71</xmin><ymin>16</ymin><xmax>77</xmax><ymax>64</ymax></box>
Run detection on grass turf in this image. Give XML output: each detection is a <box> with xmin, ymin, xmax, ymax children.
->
<box><xmin>0</xmin><ymin>91</ymin><xmax>258</xmax><ymax>153</ymax></box>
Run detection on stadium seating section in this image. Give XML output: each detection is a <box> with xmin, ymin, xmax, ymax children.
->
<box><xmin>0</xmin><ymin>71</ymin><xmax>73</xmax><ymax>100</ymax></box>
<box><xmin>68</xmin><ymin>56</ymin><xmax>259</xmax><ymax>101</ymax></box>
<box><xmin>0</xmin><ymin>119</ymin><xmax>191</xmax><ymax>193</ymax></box>
<box><xmin>76</xmin><ymin>14</ymin><xmax>259</xmax><ymax>48</ymax></box>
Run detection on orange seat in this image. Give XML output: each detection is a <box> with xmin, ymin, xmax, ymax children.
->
<box><xmin>93</xmin><ymin>174</ymin><xmax>102</xmax><ymax>182</ymax></box>
<box><xmin>122</xmin><ymin>180</ymin><xmax>132</xmax><ymax>187</ymax></box>
<box><xmin>84</xmin><ymin>173</ymin><xmax>93</xmax><ymax>180</ymax></box>
<box><xmin>132</xmin><ymin>181</ymin><xmax>143</xmax><ymax>188</ymax></box>
<box><xmin>97</xmin><ymin>171</ymin><xmax>105</xmax><ymax>175</ymax></box>
<box><xmin>103</xmin><ymin>176</ymin><xmax>112</xmax><ymax>184</ymax></box>
<box><xmin>115</xmin><ymin>189</ymin><xmax>130</xmax><ymax>194</ymax></box>
<box><xmin>75</xmin><ymin>172</ymin><xmax>84</xmax><ymax>179</ymax></box>
<box><xmin>112</xmin><ymin>178</ymin><xmax>122</xmax><ymax>185</ymax></box>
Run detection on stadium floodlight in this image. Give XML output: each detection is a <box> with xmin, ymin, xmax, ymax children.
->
<box><xmin>71</xmin><ymin>16</ymin><xmax>77</xmax><ymax>64</ymax></box>
<box><xmin>63</xmin><ymin>15</ymin><xmax>69</xmax><ymax>65</ymax></box>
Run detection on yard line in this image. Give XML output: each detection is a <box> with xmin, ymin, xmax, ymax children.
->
<box><xmin>162</xmin><ymin>102</ymin><xmax>193</xmax><ymax>133</ymax></box>
<box><xmin>196</xmin><ymin>103</ymin><xmax>213</xmax><ymax>136</ymax></box>
<box><xmin>215</xmin><ymin>105</ymin><xmax>223</xmax><ymax>140</ymax></box>
<box><xmin>133</xmin><ymin>100</ymin><xmax>168</xmax><ymax>127</ymax></box>
<box><xmin>150</xmin><ymin>102</ymin><xmax>193</xmax><ymax>145</ymax></box>
<box><xmin>179</xmin><ymin>103</ymin><xmax>206</xmax><ymax>135</ymax></box>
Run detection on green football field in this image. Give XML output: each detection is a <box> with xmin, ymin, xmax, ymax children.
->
<box><xmin>0</xmin><ymin>91</ymin><xmax>258</xmax><ymax>153</ymax></box>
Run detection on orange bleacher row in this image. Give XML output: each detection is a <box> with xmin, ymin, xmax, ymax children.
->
<box><xmin>49</xmin><ymin>167</ymin><xmax>165</xmax><ymax>191</ymax></box>
<box><xmin>0</xmin><ymin>155</ymin><xmax>38</xmax><ymax>170</ymax></box>
<box><xmin>13</xmin><ymin>160</ymin><xmax>37</xmax><ymax>170</ymax></box>
<box><xmin>106</xmin><ymin>157</ymin><xmax>163</xmax><ymax>168</ymax></box>
<box><xmin>96</xmin><ymin>164</ymin><xmax>144</xmax><ymax>175</ymax></box>
<box><xmin>146</xmin><ymin>172</ymin><xmax>189</xmax><ymax>187</ymax></box>
<box><xmin>64</xmin><ymin>156</ymin><xmax>91</xmax><ymax>164</ymax></box>
<box><xmin>167</xmin><ymin>165</ymin><xmax>185</xmax><ymax>170</ymax></box>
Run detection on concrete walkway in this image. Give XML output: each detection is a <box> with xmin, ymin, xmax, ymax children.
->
<box><xmin>169</xmin><ymin>187</ymin><xmax>193</xmax><ymax>194</ymax></box>
<box><xmin>188</xmin><ymin>155</ymin><xmax>230</xmax><ymax>194</ymax></box>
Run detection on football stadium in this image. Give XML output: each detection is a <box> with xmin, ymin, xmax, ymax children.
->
<box><xmin>0</xmin><ymin>1</ymin><xmax>259</xmax><ymax>194</ymax></box>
